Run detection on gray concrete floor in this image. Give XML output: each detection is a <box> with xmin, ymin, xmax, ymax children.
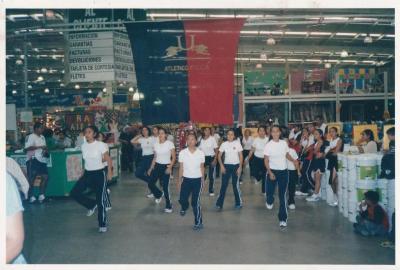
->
<box><xmin>22</xmin><ymin>171</ymin><xmax>395</xmax><ymax>264</ymax></box>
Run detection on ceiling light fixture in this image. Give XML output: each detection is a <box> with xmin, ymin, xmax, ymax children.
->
<box><xmin>74</xmin><ymin>84</ymin><xmax>80</xmax><ymax>89</ymax></box>
<box><xmin>129</xmin><ymin>87</ymin><xmax>134</xmax><ymax>92</ymax></box>
<box><xmin>340</xmin><ymin>50</ymin><xmax>349</xmax><ymax>58</ymax></box>
<box><xmin>102</xmin><ymin>88</ymin><xmax>107</xmax><ymax>93</ymax></box>
<box><xmin>364</xmin><ymin>34</ymin><xmax>373</xmax><ymax>43</ymax></box>
<box><xmin>324</xmin><ymin>63</ymin><xmax>332</xmax><ymax>68</ymax></box>
<box><xmin>266</xmin><ymin>37</ymin><xmax>276</xmax><ymax>45</ymax></box>
<box><xmin>44</xmin><ymin>88</ymin><xmax>50</xmax><ymax>93</ymax></box>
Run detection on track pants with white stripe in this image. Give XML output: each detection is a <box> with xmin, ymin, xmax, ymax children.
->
<box><xmin>148</xmin><ymin>163</ymin><xmax>172</xmax><ymax>209</ymax></box>
<box><xmin>266</xmin><ymin>169</ymin><xmax>289</xmax><ymax>222</ymax></box>
<box><xmin>71</xmin><ymin>169</ymin><xmax>107</xmax><ymax>227</ymax></box>
<box><xmin>216</xmin><ymin>164</ymin><xmax>242</xmax><ymax>208</ymax></box>
<box><xmin>300</xmin><ymin>159</ymin><xmax>314</xmax><ymax>193</ymax></box>
<box><xmin>179</xmin><ymin>177</ymin><xmax>203</xmax><ymax>226</ymax></box>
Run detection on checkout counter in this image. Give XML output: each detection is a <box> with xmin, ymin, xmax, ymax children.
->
<box><xmin>7</xmin><ymin>145</ymin><xmax>121</xmax><ymax>197</ymax></box>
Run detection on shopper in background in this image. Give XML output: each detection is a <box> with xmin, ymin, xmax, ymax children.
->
<box><xmin>264</xmin><ymin>125</ymin><xmax>298</xmax><ymax>228</ymax></box>
<box><xmin>119</xmin><ymin>126</ymin><xmax>134</xmax><ymax>172</ymax></box>
<box><xmin>198</xmin><ymin>127</ymin><xmax>218</xmax><ymax>196</ymax></box>
<box><xmin>240</xmin><ymin>129</ymin><xmax>254</xmax><ymax>183</ymax></box>
<box><xmin>147</xmin><ymin>128</ymin><xmax>176</xmax><ymax>213</ymax></box>
<box><xmin>306</xmin><ymin>129</ymin><xmax>327</xmax><ymax>202</ymax></box>
<box><xmin>353</xmin><ymin>191</ymin><xmax>388</xmax><ymax>237</ymax></box>
<box><xmin>178</xmin><ymin>133</ymin><xmax>205</xmax><ymax>230</ymax></box>
<box><xmin>25</xmin><ymin>122</ymin><xmax>49</xmax><ymax>204</ymax></box>
<box><xmin>56</xmin><ymin>130</ymin><xmax>72</xmax><ymax>149</ymax></box>
<box><xmin>380</xmin><ymin>127</ymin><xmax>395</xmax><ymax>179</ymax></box>
<box><xmin>325</xmin><ymin>127</ymin><xmax>343</xmax><ymax>207</ymax></box>
<box><xmin>75</xmin><ymin>129</ymin><xmax>85</xmax><ymax>148</ymax></box>
<box><xmin>6</xmin><ymin>172</ymin><xmax>27</xmax><ymax>264</ymax></box>
<box><xmin>314</xmin><ymin>115</ymin><xmax>327</xmax><ymax>135</ymax></box>
<box><xmin>215</xmin><ymin>129</ymin><xmax>243</xmax><ymax>210</ymax></box>
<box><xmin>297</xmin><ymin>127</ymin><xmax>315</xmax><ymax>196</ymax></box>
<box><xmin>70</xmin><ymin>125</ymin><xmax>113</xmax><ymax>233</ymax></box>
<box><xmin>151</xmin><ymin>126</ymin><xmax>160</xmax><ymax>144</ymax></box>
<box><xmin>287</xmin><ymin>134</ymin><xmax>302</xmax><ymax>210</ymax></box>
<box><xmin>246</xmin><ymin>126</ymin><xmax>269</xmax><ymax>194</ymax></box>
<box><xmin>357</xmin><ymin>129</ymin><xmax>378</xmax><ymax>154</ymax></box>
<box><xmin>131</xmin><ymin>126</ymin><xmax>155</xmax><ymax>198</ymax></box>
<box><xmin>211</xmin><ymin>126</ymin><xmax>221</xmax><ymax>178</ymax></box>
<box><xmin>289</xmin><ymin>124</ymin><xmax>301</xmax><ymax>140</ymax></box>
<box><xmin>42</xmin><ymin>128</ymin><xmax>57</xmax><ymax>150</ymax></box>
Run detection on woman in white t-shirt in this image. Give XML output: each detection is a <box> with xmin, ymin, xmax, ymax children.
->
<box><xmin>240</xmin><ymin>129</ymin><xmax>253</xmax><ymax>183</ymax></box>
<box><xmin>247</xmin><ymin>126</ymin><xmax>269</xmax><ymax>193</ymax></box>
<box><xmin>178</xmin><ymin>133</ymin><xmax>205</xmax><ymax>230</ymax></box>
<box><xmin>264</xmin><ymin>125</ymin><xmax>298</xmax><ymax>228</ymax></box>
<box><xmin>131</xmin><ymin>126</ymin><xmax>155</xmax><ymax>198</ymax></box>
<box><xmin>147</xmin><ymin>128</ymin><xmax>176</xmax><ymax>213</ymax></box>
<box><xmin>215</xmin><ymin>129</ymin><xmax>243</xmax><ymax>210</ymax></box>
<box><xmin>198</xmin><ymin>127</ymin><xmax>218</xmax><ymax>196</ymax></box>
<box><xmin>357</xmin><ymin>129</ymin><xmax>378</xmax><ymax>154</ymax></box>
<box><xmin>325</xmin><ymin>127</ymin><xmax>343</xmax><ymax>207</ymax></box>
<box><xmin>70</xmin><ymin>126</ymin><xmax>113</xmax><ymax>233</ymax></box>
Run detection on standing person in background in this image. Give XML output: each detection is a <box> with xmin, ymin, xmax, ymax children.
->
<box><xmin>264</xmin><ymin>125</ymin><xmax>298</xmax><ymax>228</ymax></box>
<box><xmin>289</xmin><ymin>124</ymin><xmax>301</xmax><ymax>140</ymax></box>
<box><xmin>357</xmin><ymin>129</ymin><xmax>378</xmax><ymax>154</ymax></box>
<box><xmin>306</xmin><ymin>129</ymin><xmax>327</xmax><ymax>202</ymax></box>
<box><xmin>314</xmin><ymin>116</ymin><xmax>327</xmax><ymax>135</ymax></box>
<box><xmin>25</xmin><ymin>122</ymin><xmax>49</xmax><ymax>204</ymax></box>
<box><xmin>131</xmin><ymin>126</ymin><xmax>155</xmax><ymax>198</ymax></box>
<box><xmin>75</xmin><ymin>129</ymin><xmax>85</xmax><ymax>148</ymax></box>
<box><xmin>215</xmin><ymin>129</ymin><xmax>243</xmax><ymax>211</ymax></box>
<box><xmin>380</xmin><ymin>127</ymin><xmax>395</xmax><ymax>179</ymax></box>
<box><xmin>119</xmin><ymin>126</ymin><xmax>134</xmax><ymax>172</ymax></box>
<box><xmin>56</xmin><ymin>130</ymin><xmax>72</xmax><ymax>149</ymax></box>
<box><xmin>246</xmin><ymin>126</ymin><xmax>269</xmax><ymax>194</ymax></box>
<box><xmin>151</xmin><ymin>126</ymin><xmax>160</xmax><ymax>144</ymax></box>
<box><xmin>198</xmin><ymin>127</ymin><xmax>218</xmax><ymax>196</ymax></box>
<box><xmin>240</xmin><ymin>129</ymin><xmax>254</xmax><ymax>183</ymax></box>
<box><xmin>287</xmin><ymin>134</ymin><xmax>302</xmax><ymax>210</ymax></box>
<box><xmin>147</xmin><ymin>128</ymin><xmax>176</xmax><ymax>213</ymax></box>
<box><xmin>325</xmin><ymin>127</ymin><xmax>343</xmax><ymax>207</ymax></box>
<box><xmin>70</xmin><ymin>126</ymin><xmax>113</xmax><ymax>233</ymax></box>
<box><xmin>166</xmin><ymin>129</ymin><xmax>175</xmax><ymax>143</ymax></box>
<box><xmin>42</xmin><ymin>128</ymin><xmax>56</xmax><ymax>151</ymax></box>
<box><xmin>211</xmin><ymin>126</ymin><xmax>221</xmax><ymax>178</ymax></box>
<box><xmin>178</xmin><ymin>133</ymin><xmax>205</xmax><ymax>230</ymax></box>
<box><xmin>6</xmin><ymin>172</ymin><xmax>27</xmax><ymax>264</ymax></box>
<box><xmin>297</xmin><ymin>127</ymin><xmax>315</xmax><ymax>196</ymax></box>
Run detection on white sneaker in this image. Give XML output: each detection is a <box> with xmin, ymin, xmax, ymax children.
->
<box><xmin>29</xmin><ymin>196</ymin><xmax>37</xmax><ymax>203</ymax></box>
<box><xmin>87</xmin><ymin>205</ymin><xmax>97</xmax><ymax>216</ymax></box>
<box><xmin>98</xmin><ymin>227</ymin><xmax>108</xmax><ymax>233</ymax></box>
<box><xmin>279</xmin><ymin>221</ymin><xmax>288</xmax><ymax>227</ymax></box>
<box><xmin>306</xmin><ymin>194</ymin><xmax>320</xmax><ymax>202</ymax></box>
<box><xmin>38</xmin><ymin>194</ymin><xmax>45</xmax><ymax>203</ymax></box>
<box><xmin>266</xmin><ymin>203</ymin><xmax>274</xmax><ymax>210</ymax></box>
<box><xmin>254</xmin><ymin>180</ymin><xmax>259</xmax><ymax>185</ymax></box>
<box><xmin>239</xmin><ymin>181</ymin><xmax>243</xmax><ymax>185</ymax></box>
<box><xmin>295</xmin><ymin>191</ymin><xmax>308</xmax><ymax>196</ymax></box>
<box><xmin>288</xmin><ymin>204</ymin><xmax>296</xmax><ymax>210</ymax></box>
<box><xmin>164</xmin><ymin>208</ymin><xmax>173</xmax><ymax>213</ymax></box>
<box><xmin>107</xmin><ymin>188</ymin><xmax>111</xmax><ymax>194</ymax></box>
<box><xmin>106</xmin><ymin>207</ymin><xmax>112</xmax><ymax>211</ymax></box>
<box><xmin>209</xmin><ymin>193</ymin><xmax>215</xmax><ymax>197</ymax></box>
<box><xmin>155</xmin><ymin>197</ymin><xmax>162</xmax><ymax>204</ymax></box>
<box><xmin>146</xmin><ymin>193</ymin><xmax>154</xmax><ymax>198</ymax></box>
<box><xmin>328</xmin><ymin>201</ymin><xmax>338</xmax><ymax>207</ymax></box>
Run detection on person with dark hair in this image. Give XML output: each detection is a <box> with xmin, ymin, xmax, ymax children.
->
<box><xmin>97</xmin><ymin>131</ymin><xmax>112</xmax><ymax>212</ymax></box>
<box><xmin>386</xmin><ymin>127</ymin><xmax>395</xmax><ymax>154</ymax></box>
<box><xmin>246</xmin><ymin>126</ymin><xmax>269</xmax><ymax>194</ymax></box>
<box><xmin>357</xmin><ymin>129</ymin><xmax>378</xmax><ymax>154</ymax></box>
<box><xmin>380</xmin><ymin>127</ymin><xmax>395</xmax><ymax>180</ymax></box>
<box><xmin>119</xmin><ymin>126</ymin><xmax>134</xmax><ymax>172</ymax></box>
<box><xmin>314</xmin><ymin>115</ymin><xmax>327</xmax><ymax>135</ymax></box>
<box><xmin>198</xmin><ymin>127</ymin><xmax>218</xmax><ymax>196</ymax></box>
<box><xmin>211</xmin><ymin>126</ymin><xmax>221</xmax><ymax>178</ymax></box>
<box><xmin>56</xmin><ymin>130</ymin><xmax>72</xmax><ymax>149</ymax></box>
<box><xmin>306</xmin><ymin>129</ymin><xmax>327</xmax><ymax>202</ymax></box>
<box><xmin>151</xmin><ymin>126</ymin><xmax>160</xmax><ymax>144</ymax></box>
<box><xmin>354</xmin><ymin>191</ymin><xmax>389</xmax><ymax>237</ymax></box>
<box><xmin>25</xmin><ymin>122</ymin><xmax>49</xmax><ymax>204</ymax></box>
<box><xmin>70</xmin><ymin>125</ymin><xmax>113</xmax><ymax>233</ymax></box>
<box><xmin>147</xmin><ymin>128</ymin><xmax>176</xmax><ymax>213</ymax></box>
<box><xmin>131</xmin><ymin>126</ymin><xmax>155</xmax><ymax>198</ymax></box>
<box><xmin>240</xmin><ymin>129</ymin><xmax>254</xmax><ymax>183</ymax></box>
<box><xmin>264</xmin><ymin>125</ymin><xmax>299</xmax><ymax>228</ymax></box>
<box><xmin>178</xmin><ymin>133</ymin><xmax>205</xmax><ymax>230</ymax></box>
<box><xmin>287</xmin><ymin>134</ymin><xmax>302</xmax><ymax>210</ymax></box>
<box><xmin>215</xmin><ymin>129</ymin><xmax>243</xmax><ymax>210</ymax></box>
<box><xmin>289</xmin><ymin>124</ymin><xmax>301</xmax><ymax>141</ymax></box>
<box><xmin>325</xmin><ymin>127</ymin><xmax>343</xmax><ymax>207</ymax></box>
<box><xmin>296</xmin><ymin>127</ymin><xmax>315</xmax><ymax>196</ymax></box>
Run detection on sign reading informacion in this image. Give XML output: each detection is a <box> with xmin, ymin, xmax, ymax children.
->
<box><xmin>66</xmin><ymin>31</ymin><xmax>136</xmax><ymax>83</ymax></box>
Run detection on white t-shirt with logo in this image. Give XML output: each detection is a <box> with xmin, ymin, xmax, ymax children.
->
<box><xmin>242</xmin><ymin>136</ymin><xmax>253</xmax><ymax>150</ymax></box>
<box><xmin>25</xmin><ymin>133</ymin><xmax>47</xmax><ymax>163</ymax></box>
<box><xmin>154</xmin><ymin>140</ymin><xmax>175</xmax><ymax>164</ymax></box>
<box><xmin>138</xmin><ymin>137</ymin><xmax>155</xmax><ymax>156</ymax></box>
<box><xmin>199</xmin><ymin>136</ymin><xmax>218</xmax><ymax>157</ymax></box>
<box><xmin>264</xmin><ymin>140</ymin><xmax>290</xmax><ymax>170</ymax></box>
<box><xmin>179</xmin><ymin>148</ymin><xmax>205</xmax><ymax>178</ymax></box>
<box><xmin>252</xmin><ymin>137</ymin><xmax>269</xmax><ymax>158</ymax></box>
<box><xmin>287</xmin><ymin>148</ymin><xmax>299</xmax><ymax>171</ymax></box>
<box><xmin>81</xmin><ymin>140</ymin><xmax>108</xmax><ymax>171</ymax></box>
<box><xmin>219</xmin><ymin>140</ymin><xmax>243</xmax><ymax>165</ymax></box>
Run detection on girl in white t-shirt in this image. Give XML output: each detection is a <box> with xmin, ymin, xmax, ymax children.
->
<box><xmin>216</xmin><ymin>129</ymin><xmax>243</xmax><ymax>210</ymax></box>
<box><xmin>70</xmin><ymin>126</ymin><xmax>113</xmax><ymax>233</ymax></box>
<box><xmin>325</xmin><ymin>127</ymin><xmax>343</xmax><ymax>207</ymax></box>
<box><xmin>247</xmin><ymin>126</ymin><xmax>269</xmax><ymax>193</ymax></box>
<box><xmin>198</xmin><ymin>127</ymin><xmax>218</xmax><ymax>196</ymax></box>
<box><xmin>240</xmin><ymin>129</ymin><xmax>253</xmax><ymax>183</ymax></box>
<box><xmin>264</xmin><ymin>125</ymin><xmax>298</xmax><ymax>228</ymax></box>
<box><xmin>147</xmin><ymin>128</ymin><xmax>176</xmax><ymax>213</ymax></box>
<box><xmin>178</xmin><ymin>133</ymin><xmax>205</xmax><ymax>230</ymax></box>
<box><xmin>131</xmin><ymin>126</ymin><xmax>155</xmax><ymax>198</ymax></box>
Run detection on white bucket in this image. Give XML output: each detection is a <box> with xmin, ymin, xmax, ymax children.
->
<box><xmin>356</xmin><ymin>155</ymin><xmax>378</xmax><ymax>181</ymax></box>
<box><xmin>348</xmin><ymin>187</ymin><xmax>357</xmax><ymax>202</ymax></box>
<box><xmin>355</xmin><ymin>180</ymin><xmax>377</xmax><ymax>202</ymax></box>
<box><xmin>343</xmin><ymin>191</ymin><xmax>349</xmax><ymax>218</ymax></box>
<box><xmin>338</xmin><ymin>153</ymin><xmax>346</xmax><ymax>172</ymax></box>
<box><xmin>347</xmin><ymin>155</ymin><xmax>358</xmax><ymax>170</ymax></box>
<box><xmin>375</xmin><ymin>153</ymin><xmax>384</xmax><ymax>176</ymax></box>
<box><xmin>348</xmin><ymin>201</ymin><xmax>358</xmax><ymax>223</ymax></box>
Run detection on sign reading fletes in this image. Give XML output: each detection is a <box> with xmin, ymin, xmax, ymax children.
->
<box><xmin>65</xmin><ymin>31</ymin><xmax>136</xmax><ymax>83</ymax></box>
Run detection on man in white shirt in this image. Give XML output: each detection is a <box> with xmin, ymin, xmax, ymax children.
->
<box><xmin>315</xmin><ymin>116</ymin><xmax>327</xmax><ymax>135</ymax></box>
<box><xmin>24</xmin><ymin>122</ymin><xmax>49</xmax><ymax>204</ymax></box>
